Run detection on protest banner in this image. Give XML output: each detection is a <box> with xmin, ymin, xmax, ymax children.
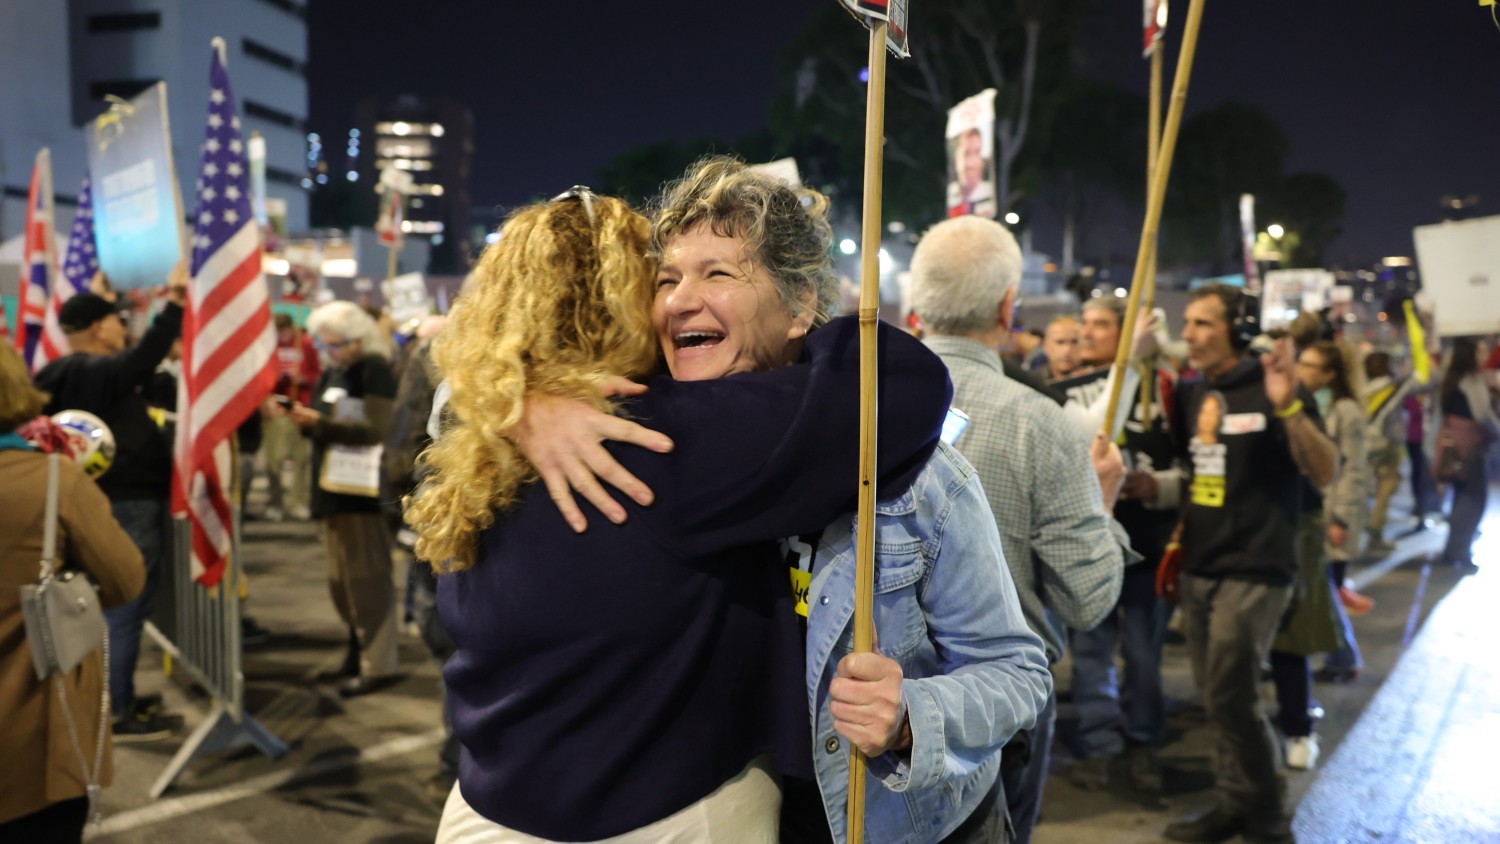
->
<box><xmin>945</xmin><ymin>89</ymin><xmax>998</xmax><ymax>220</ymax></box>
<box><xmin>86</xmin><ymin>83</ymin><xmax>187</xmax><ymax>290</ymax></box>
<box><xmin>1261</xmin><ymin>269</ymin><xmax>1335</xmax><ymax>331</ymax></box>
<box><xmin>1413</xmin><ymin>215</ymin><xmax>1500</xmax><ymax>337</ymax></box>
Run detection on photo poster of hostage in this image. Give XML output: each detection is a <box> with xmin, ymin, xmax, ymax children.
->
<box><xmin>86</xmin><ymin>82</ymin><xmax>187</xmax><ymax>290</ymax></box>
<box><xmin>1189</xmin><ymin>390</ymin><xmax>1227</xmax><ymax>508</ymax></box>
<box><xmin>945</xmin><ymin>88</ymin><xmax>998</xmax><ymax>220</ymax></box>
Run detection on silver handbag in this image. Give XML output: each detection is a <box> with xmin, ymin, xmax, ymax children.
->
<box><xmin>17</xmin><ymin>453</ymin><xmax>110</xmax><ymax>825</ymax></box>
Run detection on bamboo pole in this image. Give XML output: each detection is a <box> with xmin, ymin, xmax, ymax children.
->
<box><xmin>1138</xmin><ymin>42</ymin><xmax>1165</xmax><ymax>424</ymax></box>
<box><xmin>1101</xmin><ymin>0</ymin><xmax>1207</xmax><ymax>436</ymax></box>
<box><xmin>847</xmin><ymin>19</ymin><xmax>889</xmax><ymax>843</ymax></box>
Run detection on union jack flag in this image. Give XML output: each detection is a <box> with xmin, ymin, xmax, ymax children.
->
<box><xmin>31</xmin><ymin>174</ymin><xmax>100</xmax><ymax>369</ymax></box>
<box><xmin>15</xmin><ymin>149</ymin><xmax>57</xmax><ymax>371</ymax></box>
<box><xmin>172</xmin><ymin>40</ymin><xmax>278</xmax><ymax>587</ymax></box>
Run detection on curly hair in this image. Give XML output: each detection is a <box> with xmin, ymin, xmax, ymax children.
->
<box><xmin>404</xmin><ymin>194</ymin><xmax>659</xmax><ymax>571</ymax></box>
<box><xmin>0</xmin><ymin>344</ymin><xmax>49</xmax><ymax>432</ymax></box>
<box><xmin>651</xmin><ymin>156</ymin><xmax>837</xmax><ymax>324</ymax></box>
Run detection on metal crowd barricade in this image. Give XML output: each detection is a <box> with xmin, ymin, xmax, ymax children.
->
<box><xmin>143</xmin><ymin>510</ymin><xmax>287</xmax><ymax>798</ymax></box>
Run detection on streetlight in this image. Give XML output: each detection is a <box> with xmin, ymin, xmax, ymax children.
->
<box><xmin>1004</xmin><ymin>212</ymin><xmax>1021</xmax><ymax>226</ymax></box>
<box><xmin>838</xmin><ymin>238</ymin><xmax>857</xmax><ymax>255</ymax></box>
<box><xmin>1267</xmin><ymin>223</ymin><xmax>1285</xmax><ymax>239</ymax></box>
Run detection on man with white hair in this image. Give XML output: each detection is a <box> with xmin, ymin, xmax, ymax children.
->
<box><xmin>911</xmin><ymin>215</ymin><xmax>1127</xmax><ymax>844</ymax></box>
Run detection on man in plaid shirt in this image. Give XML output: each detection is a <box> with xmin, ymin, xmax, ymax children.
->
<box><xmin>910</xmin><ymin>216</ymin><xmax>1127</xmax><ymax>844</ymax></box>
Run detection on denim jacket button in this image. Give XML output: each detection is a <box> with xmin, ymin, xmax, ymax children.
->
<box><xmin>824</xmin><ymin>736</ymin><xmax>841</xmax><ymax>754</ymax></box>
<box><xmin>820</xmin><ymin>595</ymin><xmax>830</xmax><ymax>605</ymax></box>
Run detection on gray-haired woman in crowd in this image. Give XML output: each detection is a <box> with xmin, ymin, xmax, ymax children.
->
<box><xmin>274</xmin><ymin>301</ymin><xmax>400</xmax><ymax>697</ymax></box>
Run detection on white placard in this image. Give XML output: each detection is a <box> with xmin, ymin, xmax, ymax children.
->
<box><xmin>750</xmin><ymin>158</ymin><xmax>802</xmax><ymax>188</ymax></box>
<box><xmin>320</xmin><ymin>444</ymin><xmax>382</xmax><ymax>497</ymax></box>
<box><xmin>1413</xmin><ymin>215</ymin><xmax>1500</xmax><ymax>338</ymax></box>
<box><xmin>318</xmin><ymin>394</ymin><xmax>383</xmax><ymax>497</ymax></box>
<box><xmin>1261</xmin><ymin>269</ymin><xmax>1335</xmax><ymax>331</ymax></box>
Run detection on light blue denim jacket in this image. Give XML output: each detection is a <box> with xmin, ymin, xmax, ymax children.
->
<box><xmin>802</xmin><ymin>442</ymin><xmax>1053</xmax><ymax>843</ymax></box>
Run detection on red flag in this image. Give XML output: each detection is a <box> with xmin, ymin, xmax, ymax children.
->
<box><xmin>173</xmin><ymin>40</ymin><xmax>278</xmax><ymax>587</ymax></box>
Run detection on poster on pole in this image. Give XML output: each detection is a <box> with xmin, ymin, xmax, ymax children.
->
<box><xmin>836</xmin><ymin>0</ymin><xmax>910</xmax><ymax>57</ymax></box>
<box><xmin>1144</xmin><ymin>0</ymin><xmax>1168</xmax><ymax>56</ymax></box>
<box><xmin>1239</xmin><ymin>194</ymin><xmax>1261</xmax><ymax>294</ymax></box>
<box><xmin>85</xmin><ymin>83</ymin><xmax>187</xmax><ymax>290</ymax></box>
<box><xmin>750</xmin><ymin>157</ymin><xmax>802</xmax><ymax>188</ymax></box>
<box><xmin>1261</xmin><ymin>269</ymin><xmax>1335</xmax><ymax>331</ymax></box>
<box><xmin>384</xmin><ymin>272</ymin><xmax>433</xmax><ymax>325</ymax></box>
<box><xmin>945</xmin><ymin>89</ymin><xmax>997</xmax><ymax>220</ymax></box>
<box><xmin>1413</xmin><ymin>215</ymin><xmax>1500</xmax><ymax>338</ymax></box>
<box><xmin>375</xmin><ymin>167</ymin><xmax>411</xmax><ymax>249</ymax></box>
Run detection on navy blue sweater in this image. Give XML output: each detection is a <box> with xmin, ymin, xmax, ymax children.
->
<box><xmin>438</xmin><ymin>318</ymin><xmax>950</xmax><ymax>839</ymax></box>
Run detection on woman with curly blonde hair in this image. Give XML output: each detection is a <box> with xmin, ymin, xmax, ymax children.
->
<box><xmin>415</xmin><ymin>185</ymin><xmax>952</xmax><ymax>843</ymax></box>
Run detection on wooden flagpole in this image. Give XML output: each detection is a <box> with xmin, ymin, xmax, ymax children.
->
<box><xmin>1138</xmin><ymin>37</ymin><xmax>1165</xmax><ymax>424</ymax></box>
<box><xmin>848</xmin><ymin>17</ymin><xmax>890</xmax><ymax>843</ymax></box>
<box><xmin>1101</xmin><ymin>0</ymin><xmax>1207</xmax><ymax>435</ymax></box>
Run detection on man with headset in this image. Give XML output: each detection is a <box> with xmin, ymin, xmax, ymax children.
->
<box><xmin>1163</xmin><ymin>283</ymin><xmax>1336</xmax><ymax>844</ymax></box>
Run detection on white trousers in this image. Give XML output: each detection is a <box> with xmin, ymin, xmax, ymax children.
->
<box><xmin>435</xmin><ymin>755</ymin><xmax>780</xmax><ymax>844</ymax></box>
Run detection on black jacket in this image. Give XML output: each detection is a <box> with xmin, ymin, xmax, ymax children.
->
<box><xmin>35</xmin><ymin>303</ymin><xmax>183</xmax><ymax>501</ymax></box>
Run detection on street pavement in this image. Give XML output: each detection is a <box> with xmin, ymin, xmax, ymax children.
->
<box><xmin>87</xmin><ymin>478</ymin><xmax>1498</xmax><ymax>843</ymax></box>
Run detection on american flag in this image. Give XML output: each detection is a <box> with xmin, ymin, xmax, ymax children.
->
<box><xmin>15</xmin><ymin>149</ymin><xmax>57</xmax><ymax>371</ymax></box>
<box><xmin>32</xmin><ymin>175</ymin><xmax>100</xmax><ymax>369</ymax></box>
<box><xmin>173</xmin><ymin>40</ymin><xmax>278</xmax><ymax>587</ymax></box>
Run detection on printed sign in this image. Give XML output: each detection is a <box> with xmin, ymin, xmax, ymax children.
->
<box><xmin>385</xmin><ymin>272</ymin><xmax>434</xmax><ymax>324</ymax></box>
<box><xmin>86</xmin><ymin>83</ymin><xmax>187</xmax><ymax>290</ymax></box>
<box><xmin>1413</xmin><ymin>215</ymin><xmax>1500</xmax><ymax>338</ymax></box>
<box><xmin>837</xmin><ymin>0</ymin><xmax>910</xmax><ymax>57</ymax></box>
<box><xmin>1261</xmin><ymin>269</ymin><xmax>1335</xmax><ymax>331</ymax></box>
<box><xmin>750</xmin><ymin>157</ymin><xmax>803</xmax><ymax>188</ymax></box>
<box><xmin>945</xmin><ymin>89</ymin><xmax>998</xmax><ymax>220</ymax></box>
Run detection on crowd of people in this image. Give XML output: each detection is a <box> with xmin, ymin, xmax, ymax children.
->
<box><xmin>1</xmin><ymin>154</ymin><xmax>1497</xmax><ymax>843</ymax></box>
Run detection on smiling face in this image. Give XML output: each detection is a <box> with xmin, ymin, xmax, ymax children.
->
<box><xmin>653</xmin><ymin>224</ymin><xmax>806</xmax><ymax>382</ymax></box>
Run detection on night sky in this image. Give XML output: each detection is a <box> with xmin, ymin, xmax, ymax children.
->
<box><xmin>308</xmin><ymin>1</ymin><xmax>1500</xmax><ymax>264</ymax></box>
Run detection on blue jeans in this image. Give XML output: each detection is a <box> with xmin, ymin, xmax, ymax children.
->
<box><xmin>1323</xmin><ymin>561</ymin><xmax>1361</xmax><ymax>671</ymax></box>
<box><xmin>1070</xmin><ymin>564</ymin><xmax>1169</xmax><ymax>757</ymax></box>
<box><xmin>106</xmin><ymin>498</ymin><xmax>167</xmax><ymax>717</ymax></box>
<box><xmin>1444</xmin><ymin>458</ymin><xmax>1488</xmax><ymax>564</ymax></box>
<box><xmin>1002</xmin><ymin>692</ymin><xmax>1056</xmax><ymax>844</ymax></box>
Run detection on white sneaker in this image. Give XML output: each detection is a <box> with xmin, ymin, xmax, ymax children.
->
<box><xmin>1286</xmin><ymin>734</ymin><xmax>1320</xmax><ymax>770</ymax></box>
